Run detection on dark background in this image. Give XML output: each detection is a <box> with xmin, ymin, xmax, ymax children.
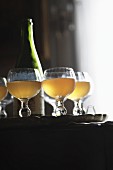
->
<box><xmin>0</xmin><ymin>0</ymin><xmax>75</xmax><ymax>115</ymax></box>
<box><xmin>0</xmin><ymin>0</ymin><xmax>76</xmax><ymax>76</ymax></box>
<box><xmin>0</xmin><ymin>0</ymin><xmax>47</xmax><ymax>77</ymax></box>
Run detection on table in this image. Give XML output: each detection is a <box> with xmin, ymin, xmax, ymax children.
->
<box><xmin>0</xmin><ymin>116</ymin><xmax>112</xmax><ymax>170</ymax></box>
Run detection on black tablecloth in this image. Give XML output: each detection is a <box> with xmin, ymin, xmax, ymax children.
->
<box><xmin>0</xmin><ymin>116</ymin><xmax>112</xmax><ymax>170</ymax></box>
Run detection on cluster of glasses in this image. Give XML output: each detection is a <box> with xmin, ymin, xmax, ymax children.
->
<box><xmin>43</xmin><ymin>68</ymin><xmax>94</xmax><ymax>116</ymax></box>
<box><xmin>0</xmin><ymin>67</ymin><xmax>94</xmax><ymax>118</ymax></box>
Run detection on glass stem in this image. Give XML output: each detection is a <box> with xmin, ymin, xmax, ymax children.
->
<box><xmin>0</xmin><ymin>104</ymin><xmax>7</xmax><ymax>118</ymax></box>
<box><xmin>54</xmin><ymin>100</ymin><xmax>67</xmax><ymax>116</ymax></box>
<box><xmin>73</xmin><ymin>100</ymin><xmax>80</xmax><ymax>115</ymax></box>
<box><xmin>79</xmin><ymin>100</ymin><xmax>86</xmax><ymax>114</ymax></box>
<box><xmin>73</xmin><ymin>100</ymin><xmax>85</xmax><ymax>115</ymax></box>
<box><xmin>19</xmin><ymin>99</ymin><xmax>31</xmax><ymax>117</ymax></box>
<box><xmin>1</xmin><ymin>104</ymin><xmax>6</xmax><ymax>113</ymax></box>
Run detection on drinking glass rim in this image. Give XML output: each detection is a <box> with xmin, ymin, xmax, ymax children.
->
<box><xmin>8</xmin><ymin>68</ymin><xmax>39</xmax><ymax>72</ymax></box>
<box><xmin>7</xmin><ymin>68</ymin><xmax>42</xmax><ymax>82</ymax></box>
<box><xmin>44</xmin><ymin>67</ymin><xmax>75</xmax><ymax>73</ymax></box>
<box><xmin>74</xmin><ymin>71</ymin><xmax>88</xmax><ymax>73</ymax></box>
<box><xmin>43</xmin><ymin>67</ymin><xmax>76</xmax><ymax>81</ymax></box>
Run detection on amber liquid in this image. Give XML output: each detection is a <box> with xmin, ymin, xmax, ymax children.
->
<box><xmin>68</xmin><ymin>81</ymin><xmax>90</xmax><ymax>101</ymax></box>
<box><xmin>0</xmin><ymin>86</ymin><xmax>8</xmax><ymax>101</ymax></box>
<box><xmin>42</xmin><ymin>78</ymin><xmax>75</xmax><ymax>99</ymax></box>
<box><xmin>7</xmin><ymin>81</ymin><xmax>41</xmax><ymax>99</ymax></box>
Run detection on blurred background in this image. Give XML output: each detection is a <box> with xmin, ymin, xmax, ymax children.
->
<box><xmin>0</xmin><ymin>0</ymin><xmax>113</xmax><ymax>119</ymax></box>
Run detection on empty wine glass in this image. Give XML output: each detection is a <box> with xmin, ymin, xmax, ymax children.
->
<box><xmin>0</xmin><ymin>92</ymin><xmax>13</xmax><ymax>118</ymax></box>
<box><xmin>0</xmin><ymin>77</ymin><xmax>8</xmax><ymax>118</ymax></box>
<box><xmin>86</xmin><ymin>105</ymin><xmax>96</xmax><ymax>115</ymax></box>
<box><xmin>68</xmin><ymin>72</ymin><xmax>93</xmax><ymax>115</ymax></box>
<box><xmin>42</xmin><ymin>67</ymin><xmax>76</xmax><ymax>116</ymax></box>
<box><xmin>7</xmin><ymin>68</ymin><xmax>41</xmax><ymax>117</ymax></box>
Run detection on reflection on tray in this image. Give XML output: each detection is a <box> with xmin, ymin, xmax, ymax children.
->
<box><xmin>41</xmin><ymin>114</ymin><xmax>108</xmax><ymax>124</ymax></box>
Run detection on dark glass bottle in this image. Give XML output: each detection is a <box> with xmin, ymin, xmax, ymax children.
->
<box><xmin>13</xmin><ymin>18</ymin><xmax>45</xmax><ymax>117</ymax></box>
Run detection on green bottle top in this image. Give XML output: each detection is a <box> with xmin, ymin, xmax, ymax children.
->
<box><xmin>15</xmin><ymin>18</ymin><xmax>43</xmax><ymax>77</ymax></box>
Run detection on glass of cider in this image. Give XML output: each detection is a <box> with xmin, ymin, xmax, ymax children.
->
<box><xmin>0</xmin><ymin>77</ymin><xmax>8</xmax><ymax>118</ymax></box>
<box><xmin>7</xmin><ymin>68</ymin><xmax>42</xmax><ymax>117</ymax></box>
<box><xmin>42</xmin><ymin>67</ymin><xmax>76</xmax><ymax>116</ymax></box>
<box><xmin>68</xmin><ymin>72</ymin><xmax>93</xmax><ymax>115</ymax></box>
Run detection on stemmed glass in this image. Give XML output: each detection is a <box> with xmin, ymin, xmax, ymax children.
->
<box><xmin>0</xmin><ymin>93</ymin><xmax>13</xmax><ymax>118</ymax></box>
<box><xmin>42</xmin><ymin>67</ymin><xmax>76</xmax><ymax>116</ymax></box>
<box><xmin>68</xmin><ymin>72</ymin><xmax>93</xmax><ymax>115</ymax></box>
<box><xmin>0</xmin><ymin>77</ymin><xmax>8</xmax><ymax>118</ymax></box>
<box><xmin>7</xmin><ymin>68</ymin><xmax>42</xmax><ymax>117</ymax></box>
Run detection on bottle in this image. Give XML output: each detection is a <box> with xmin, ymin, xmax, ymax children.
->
<box><xmin>13</xmin><ymin>18</ymin><xmax>45</xmax><ymax>117</ymax></box>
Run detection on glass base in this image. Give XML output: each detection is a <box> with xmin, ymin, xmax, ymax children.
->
<box><xmin>73</xmin><ymin>100</ymin><xmax>86</xmax><ymax>116</ymax></box>
<box><xmin>53</xmin><ymin>106</ymin><xmax>67</xmax><ymax>117</ymax></box>
<box><xmin>19</xmin><ymin>108</ymin><xmax>31</xmax><ymax>117</ymax></box>
<box><xmin>19</xmin><ymin>99</ymin><xmax>31</xmax><ymax>117</ymax></box>
<box><xmin>0</xmin><ymin>112</ymin><xmax>7</xmax><ymax>118</ymax></box>
<box><xmin>53</xmin><ymin>100</ymin><xmax>67</xmax><ymax>117</ymax></box>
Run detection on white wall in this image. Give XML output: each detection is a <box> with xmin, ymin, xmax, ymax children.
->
<box><xmin>74</xmin><ymin>0</ymin><xmax>113</xmax><ymax>120</ymax></box>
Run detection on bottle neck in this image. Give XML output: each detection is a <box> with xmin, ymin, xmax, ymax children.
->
<box><xmin>15</xmin><ymin>19</ymin><xmax>43</xmax><ymax>77</ymax></box>
<box><xmin>21</xmin><ymin>20</ymin><xmax>34</xmax><ymax>50</ymax></box>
